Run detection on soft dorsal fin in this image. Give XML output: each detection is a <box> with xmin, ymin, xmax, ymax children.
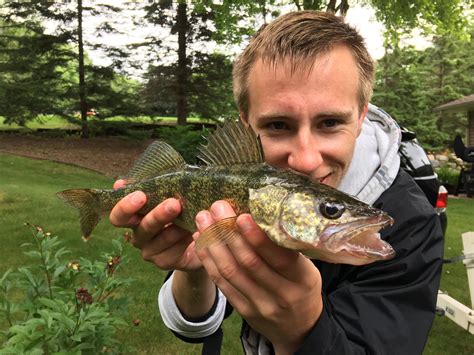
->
<box><xmin>197</xmin><ymin>120</ymin><xmax>265</xmax><ymax>166</ymax></box>
<box><xmin>124</xmin><ymin>141</ymin><xmax>186</xmax><ymax>183</ymax></box>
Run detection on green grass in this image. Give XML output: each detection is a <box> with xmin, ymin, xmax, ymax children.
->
<box><xmin>0</xmin><ymin>115</ymin><xmax>80</xmax><ymax>131</ymax></box>
<box><xmin>424</xmin><ymin>197</ymin><xmax>474</xmax><ymax>355</ymax></box>
<box><xmin>0</xmin><ymin>153</ymin><xmax>473</xmax><ymax>353</ymax></box>
<box><xmin>0</xmin><ymin>153</ymin><xmax>241</xmax><ymax>354</ymax></box>
<box><xmin>0</xmin><ymin>115</ymin><xmax>216</xmax><ymax>132</ymax></box>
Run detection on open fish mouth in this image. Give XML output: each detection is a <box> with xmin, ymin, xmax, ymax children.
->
<box><xmin>319</xmin><ymin>214</ymin><xmax>395</xmax><ymax>260</ymax></box>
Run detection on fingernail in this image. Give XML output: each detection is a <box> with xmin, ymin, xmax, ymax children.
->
<box><xmin>238</xmin><ymin>215</ymin><xmax>253</xmax><ymax>233</ymax></box>
<box><xmin>212</xmin><ymin>201</ymin><xmax>227</xmax><ymax>218</ymax></box>
<box><xmin>128</xmin><ymin>215</ymin><xmax>140</xmax><ymax>226</ymax></box>
<box><xmin>166</xmin><ymin>201</ymin><xmax>177</xmax><ymax>215</ymax></box>
<box><xmin>195</xmin><ymin>212</ymin><xmax>210</xmax><ymax>231</ymax></box>
<box><xmin>130</xmin><ymin>191</ymin><xmax>145</xmax><ymax>207</ymax></box>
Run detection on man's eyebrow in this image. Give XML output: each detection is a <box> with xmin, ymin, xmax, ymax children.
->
<box><xmin>254</xmin><ymin>110</ymin><xmax>354</xmax><ymax>122</ymax></box>
<box><xmin>254</xmin><ymin>112</ymin><xmax>290</xmax><ymax>121</ymax></box>
<box><xmin>314</xmin><ymin>110</ymin><xmax>353</xmax><ymax>120</ymax></box>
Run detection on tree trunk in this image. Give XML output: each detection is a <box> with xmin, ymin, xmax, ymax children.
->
<box><xmin>260</xmin><ymin>0</ymin><xmax>267</xmax><ymax>24</ymax></box>
<box><xmin>326</xmin><ymin>0</ymin><xmax>349</xmax><ymax>16</ymax></box>
<box><xmin>436</xmin><ymin>40</ymin><xmax>446</xmax><ymax>132</ymax></box>
<box><xmin>77</xmin><ymin>0</ymin><xmax>89</xmax><ymax>138</ymax></box>
<box><xmin>302</xmin><ymin>0</ymin><xmax>324</xmax><ymax>11</ymax></box>
<box><xmin>176</xmin><ymin>1</ymin><xmax>188</xmax><ymax>126</ymax></box>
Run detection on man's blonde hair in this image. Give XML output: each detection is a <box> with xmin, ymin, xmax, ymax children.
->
<box><xmin>233</xmin><ymin>11</ymin><xmax>375</xmax><ymax>117</ymax></box>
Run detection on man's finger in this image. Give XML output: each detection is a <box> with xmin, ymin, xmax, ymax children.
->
<box><xmin>209</xmin><ymin>200</ymin><xmax>237</xmax><ymax>220</ymax></box>
<box><xmin>110</xmin><ymin>191</ymin><xmax>147</xmax><ymax>227</ymax></box>
<box><xmin>113</xmin><ymin>179</ymin><xmax>127</xmax><ymax>190</ymax></box>
<box><xmin>236</xmin><ymin>214</ymin><xmax>306</xmax><ymax>283</ymax></box>
<box><xmin>132</xmin><ymin>198</ymin><xmax>182</xmax><ymax>247</ymax></box>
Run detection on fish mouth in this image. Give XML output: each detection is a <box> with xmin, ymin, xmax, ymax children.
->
<box><xmin>319</xmin><ymin>214</ymin><xmax>395</xmax><ymax>260</ymax></box>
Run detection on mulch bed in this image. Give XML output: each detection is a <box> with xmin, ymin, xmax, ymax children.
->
<box><xmin>0</xmin><ymin>133</ymin><xmax>152</xmax><ymax>178</ymax></box>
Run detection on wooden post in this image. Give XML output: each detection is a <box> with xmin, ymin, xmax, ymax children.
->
<box><xmin>462</xmin><ymin>232</ymin><xmax>474</xmax><ymax>309</ymax></box>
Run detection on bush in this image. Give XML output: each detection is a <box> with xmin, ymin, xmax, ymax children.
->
<box><xmin>436</xmin><ymin>165</ymin><xmax>460</xmax><ymax>189</ymax></box>
<box><xmin>0</xmin><ymin>224</ymin><xmax>135</xmax><ymax>354</ymax></box>
<box><xmin>89</xmin><ymin>121</ymin><xmax>130</xmax><ymax>137</ymax></box>
<box><xmin>152</xmin><ymin>125</ymin><xmax>210</xmax><ymax>163</ymax></box>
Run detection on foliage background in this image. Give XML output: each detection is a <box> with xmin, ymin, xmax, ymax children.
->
<box><xmin>0</xmin><ymin>0</ymin><xmax>472</xmax><ymax>147</ymax></box>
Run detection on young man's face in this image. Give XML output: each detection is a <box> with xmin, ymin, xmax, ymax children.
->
<box><xmin>244</xmin><ymin>44</ymin><xmax>368</xmax><ymax>189</ymax></box>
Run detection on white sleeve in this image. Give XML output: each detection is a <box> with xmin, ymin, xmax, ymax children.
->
<box><xmin>157</xmin><ymin>272</ymin><xmax>227</xmax><ymax>339</ymax></box>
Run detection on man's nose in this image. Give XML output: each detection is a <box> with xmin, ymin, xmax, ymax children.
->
<box><xmin>287</xmin><ymin>133</ymin><xmax>323</xmax><ymax>176</ymax></box>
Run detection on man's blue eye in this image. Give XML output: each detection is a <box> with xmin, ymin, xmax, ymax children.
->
<box><xmin>270</xmin><ymin>122</ymin><xmax>287</xmax><ymax>130</ymax></box>
<box><xmin>323</xmin><ymin>119</ymin><xmax>338</xmax><ymax>128</ymax></box>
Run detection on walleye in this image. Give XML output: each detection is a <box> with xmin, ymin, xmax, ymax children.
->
<box><xmin>57</xmin><ymin>121</ymin><xmax>395</xmax><ymax>265</ymax></box>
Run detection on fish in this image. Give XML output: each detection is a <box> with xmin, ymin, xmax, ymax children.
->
<box><xmin>57</xmin><ymin>121</ymin><xmax>395</xmax><ymax>265</ymax></box>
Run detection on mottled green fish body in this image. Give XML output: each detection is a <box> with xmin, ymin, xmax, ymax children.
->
<box><xmin>57</xmin><ymin>121</ymin><xmax>395</xmax><ymax>265</ymax></box>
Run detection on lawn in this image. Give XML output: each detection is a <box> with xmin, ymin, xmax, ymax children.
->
<box><xmin>0</xmin><ymin>115</ymin><xmax>215</xmax><ymax>132</ymax></box>
<box><xmin>0</xmin><ymin>153</ymin><xmax>473</xmax><ymax>353</ymax></box>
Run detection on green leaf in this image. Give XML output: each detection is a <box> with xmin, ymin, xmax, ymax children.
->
<box><xmin>55</xmin><ymin>312</ymin><xmax>76</xmax><ymax>331</ymax></box>
<box><xmin>111</xmin><ymin>238</ymin><xmax>122</xmax><ymax>252</ymax></box>
<box><xmin>37</xmin><ymin>309</ymin><xmax>54</xmax><ymax>329</ymax></box>
<box><xmin>54</xmin><ymin>246</ymin><xmax>70</xmax><ymax>259</ymax></box>
<box><xmin>0</xmin><ymin>268</ymin><xmax>13</xmax><ymax>285</ymax></box>
<box><xmin>70</xmin><ymin>333</ymin><xmax>82</xmax><ymax>342</ymax></box>
<box><xmin>53</xmin><ymin>265</ymin><xmax>66</xmax><ymax>279</ymax></box>
<box><xmin>72</xmin><ymin>342</ymin><xmax>95</xmax><ymax>350</ymax></box>
<box><xmin>23</xmin><ymin>251</ymin><xmax>42</xmax><ymax>259</ymax></box>
<box><xmin>17</xmin><ymin>267</ymin><xmax>37</xmax><ymax>287</ymax></box>
<box><xmin>37</xmin><ymin>297</ymin><xmax>60</xmax><ymax>311</ymax></box>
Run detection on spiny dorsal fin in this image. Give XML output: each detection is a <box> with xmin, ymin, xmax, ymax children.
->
<box><xmin>197</xmin><ymin>121</ymin><xmax>265</xmax><ymax>166</ymax></box>
<box><xmin>124</xmin><ymin>141</ymin><xmax>186</xmax><ymax>183</ymax></box>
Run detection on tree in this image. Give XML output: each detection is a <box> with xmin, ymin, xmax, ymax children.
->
<box><xmin>0</xmin><ymin>15</ymin><xmax>74</xmax><ymax>125</ymax></box>
<box><xmin>77</xmin><ymin>0</ymin><xmax>89</xmax><ymax>137</ymax></box>
<box><xmin>133</xmin><ymin>0</ymin><xmax>264</xmax><ymax>124</ymax></box>
<box><xmin>140</xmin><ymin>64</ymin><xmax>177</xmax><ymax>117</ymax></box>
<box><xmin>188</xmin><ymin>52</ymin><xmax>238</xmax><ymax>120</ymax></box>
<box><xmin>372</xmin><ymin>25</ymin><xmax>473</xmax><ymax>150</ymax></box>
<box><xmin>293</xmin><ymin>0</ymin><xmax>349</xmax><ymax>15</ymax></box>
<box><xmin>0</xmin><ymin>1</ymin><xmax>131</xmax><ymax>137</ymax></box>
<box><xmin>141</xmin><ymin>51</ymin><xmax>236</xmax><ymax>120</ymax></box>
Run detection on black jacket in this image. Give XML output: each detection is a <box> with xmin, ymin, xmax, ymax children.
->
<box><xmin>294</xmin><ymin>169</ymin><xmax>444</xmax><ymax>354</ymax></box>
<box><xmin>172</xmin><ymin>169</ymin><xmax>444</xmax><ymax>354</ymax></box>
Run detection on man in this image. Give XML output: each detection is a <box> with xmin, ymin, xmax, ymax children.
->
<box><xmin>110</xmin><ymin>11</ymin><xmax>443</xmax><ymax>354</ymax></box>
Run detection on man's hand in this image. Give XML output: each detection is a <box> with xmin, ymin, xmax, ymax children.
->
<box><xmin>109</xmin><ymin>179</ymin><xmax>201</xmax><ymax>271</ymax></box>
<box><xmin>194</xmin><ymin>200</ymin><xmax>323</xmax><ymax>354</ymax></box>
<box><xmin>110</xmin><ymin>180</ymin><xmax>216</xmax><ymax>319</ymax></box>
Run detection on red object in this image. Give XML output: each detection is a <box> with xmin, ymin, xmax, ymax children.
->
<box><xmin>435</xmin><ymin>185</ymin><xmax>448</xmax><ymax>209</ymax></box>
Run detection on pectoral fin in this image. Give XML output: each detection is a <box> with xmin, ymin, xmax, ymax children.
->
<box><xmin>195</xmin><ymin>216</ymin><xmax>240</xmax><ymax>250</ymax></box>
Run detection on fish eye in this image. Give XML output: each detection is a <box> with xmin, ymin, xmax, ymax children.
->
<box><xmin>320</xmin><ymin>201</ymin><xmax>345</xmax><ymax>219</ymax></box>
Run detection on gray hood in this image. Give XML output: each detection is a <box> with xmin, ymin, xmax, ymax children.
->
<box><xmin>338</xmin><ymin>104</ymin><xmax>401</xmax><ymax>205</ymax></box>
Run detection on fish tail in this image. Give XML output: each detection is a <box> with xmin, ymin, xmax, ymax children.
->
<box><xmin>56</xmin><ymin>189</ymin><xmax>103</xmax><ymax>239</ymax></box>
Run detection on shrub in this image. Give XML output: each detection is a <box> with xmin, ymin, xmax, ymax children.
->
<box><xmin>89</xmin><ymin>121</ymin><xmax>129</xmax><ymax>137</ymax></box>
<box><xmin>152</xmin><ymin>125</ymin><xmax>210</xmax><ymax>163</ymax></box>
<box><xmin>436</xmin><ymin>165</ymin><xmax>460</xmax><ymax>189</ymax></box>
<box><xmin>0</xmin><ymin>224</ymin><xmax>135</xmax><ymax>354</ymax></box>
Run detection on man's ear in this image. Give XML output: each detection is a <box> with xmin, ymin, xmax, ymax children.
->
<box><xmin>240</xmin><ymin>110</ymin><xmax>252</xmax><ymax>129</ymax></box>
<box><xmin>239</xmin><ymin>110</ymin><xmax>247</xmax><ymax>123</ymax></box>
<box><xmin>357</xmin><ymin>104</ymin><xmax>369</xmax><ymax>136</ymax></box>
